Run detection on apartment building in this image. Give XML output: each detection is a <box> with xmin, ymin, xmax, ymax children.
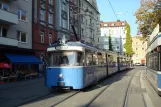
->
<box><xmin>0</xmin><ymin>0</ymin><xmax>32</xmax><ymax>50</ymax></box>
<box><xmin>0</xmin><ymin>0</ymin><xmax>42</xmax><ymax>82</ymax></box>
<box><xmin>80</xmin><ymin>0</ymin><xmax>100</xmax><ymax>44</ymax></box>
<box><xmin>132</xmin><ymin>36</ymin><xmax>147</xmax><ymax>64</ymax></box>
<box><xmin>32</xmin><ymin>0</ymin><xmax>57</xmax><ymax>58</ymax></box>
<box><xmin>99</xmin><ymin>20</ymin><xmax>127</xmax><ymax>55</ymax></box>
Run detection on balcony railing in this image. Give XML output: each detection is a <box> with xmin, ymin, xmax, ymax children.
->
<box><xmin>0</xmin><ymin>9</ymin><xmax>18</xmax><ymax>25</ymax></box>
<box><xmin>0</xmin><ymin>36</ymin><xmax>18</xmax><ymax>47</ymax></box>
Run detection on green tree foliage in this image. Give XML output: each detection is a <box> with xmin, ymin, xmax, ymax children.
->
<box><xmin>108</xmin><ymin>33</ymin><xmax>113</xmax><ymax>51</ymax></box>
<box><xmin>124</xmin><ymin>24</ymin><xmax>134</xmax><ymax>56</ymax></box>
<box><xmin>135</xmin><ymin>0</ymin><xmax>161</xmax><ymax>38</ymax></box>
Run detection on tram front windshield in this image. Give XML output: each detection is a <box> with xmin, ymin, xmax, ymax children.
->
<box><xmin>48</xmin><ymin>51</ymin><xmax>84</xmax><ymax>67</ymax></box>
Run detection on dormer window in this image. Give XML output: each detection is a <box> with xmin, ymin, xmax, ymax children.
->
<box><xmin>112</xmin><ymin>23</ymin><xmax>115</xmax><ymax>26</ymax></box>
<box><xmin>104</xmin><ymin>24</ymin><xmax>108</xmax><ymax>26</ymax></box>
<box><xmin>122</xmin><ymin>23</ymin><xmax>125</xmax><ymax>25</ymax></box>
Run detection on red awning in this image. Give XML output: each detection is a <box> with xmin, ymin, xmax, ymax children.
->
<box><xmin>0</xmin><ymin>63</ymin><xmax>11</xmax><ymax>68</ymax></box>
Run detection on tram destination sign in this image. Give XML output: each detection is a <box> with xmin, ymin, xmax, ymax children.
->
<box><xmin>55</xmin><ymin>46</ymin><xmax>68</xmax><ymax>50</ymax></box>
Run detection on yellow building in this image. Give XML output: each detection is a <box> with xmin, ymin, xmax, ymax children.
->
<box><xmin>132</xmin><ymin>36</ymin><xmax>147</xmax><ymax>65</ymax></box>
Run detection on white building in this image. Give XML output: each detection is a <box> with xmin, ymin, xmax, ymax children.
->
<box><xmin>99</xmin><ymin>20</ymin><xmax>127</xmax><ymax>55</ymax></box>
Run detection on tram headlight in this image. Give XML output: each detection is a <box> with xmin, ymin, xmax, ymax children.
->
<box><xmin>59</xmin><ymin>74</ymin><xmax>63</xmax><ymax>78</ymax></box>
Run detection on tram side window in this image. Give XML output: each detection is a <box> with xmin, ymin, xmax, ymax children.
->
<box><xmin>147</xmin><ymin>53</ymin><xmax>159</xmax><ymax>71</ymax></box>
<box><xmin>98</xmin><ymin>53</ymin><xmax>103</xmax><ymax>65</ymax></box>
<box><xmin>102</xmin><ymin>53</ymin><xmax>106</xmax><ymax>64</ymax></box>
<box><xmin>93</xmin><ymin>54</ymin><xmax>98</xmax><ymax>65</ymax></box>
<box><xmin>86</xmin><ymin>54</ymin><xmax>93</xmax><ymax>66</ymax></box>
<box><xmin>76</xmin><ymin>52</ymin><xmax>84</xmax><ymax>66</ymax></box>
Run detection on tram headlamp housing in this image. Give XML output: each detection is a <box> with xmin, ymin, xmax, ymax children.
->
<box><xmin>59</xmin><ymin>74</ymin><xmax>63</xmax><ymax>78</ymax></box>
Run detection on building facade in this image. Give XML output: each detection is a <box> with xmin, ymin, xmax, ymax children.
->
<box><xmin>79</xmin><ymin>0</ymin><xmax>100</xmax><ymax>44</ymax></box>
<box><xmin>99</xmin><ymin>20</ymin><xmax>127</xmax><ymax>55</ymax></box>
<box><xmin>0</xmin><ymin>0</ymin><xmax>42</xmax><ymax>83</ymax></box>
<box><xmin>0</xmin><ymin>0</ymin><xmax>32</xmax><ymax>49</ymax></box>
<box><xmin>32</xmin><ymin>0</ymin><xmax>57</xmax><ymax>58</ymax></box>
<box><xmin>132</xmin><ymin>36</ymin><xmax>147</xmax><ymax>64</ymax></box>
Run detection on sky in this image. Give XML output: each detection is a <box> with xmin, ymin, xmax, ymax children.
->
<box><xmin>96</xmin><ymin>0</ymin><xmax>141</xmax><ymax>36</ymax></box>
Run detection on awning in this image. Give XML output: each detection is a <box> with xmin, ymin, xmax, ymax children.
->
<box><xmin>5</xmin><ymin>54</ymin><xmax>42</xmax><ymax>64</ymax></box>
<box><xmin>0</xmin><ymin>63</ymin><xmax>11</xmax><ymax>68</ymax></box>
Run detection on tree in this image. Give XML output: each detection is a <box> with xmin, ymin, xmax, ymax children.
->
<box><xmin>124</xmin><ymin>24</ymin><xmax>134</xmax><ymax>56</ymax></box>
<box><xmin>108</xmin><ymin>33</ymin><xmax>113</xmax><ymax>51</ymax></box>
<box><xmin>135</xmin><ymin>0</ymin><xmax>161</xmax><ymax>38</ymax></box>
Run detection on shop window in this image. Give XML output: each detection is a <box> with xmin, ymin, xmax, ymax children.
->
<box><xmin>18</xmin><ymin>9</ymin><xmax>27</xmax><ymax>21</ymax></box>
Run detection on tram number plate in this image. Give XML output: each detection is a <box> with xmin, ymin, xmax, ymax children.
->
<box><xmin>56</xmin><ymin>46</ymin><xmax>68</xmax><ymax>50</ymax></box>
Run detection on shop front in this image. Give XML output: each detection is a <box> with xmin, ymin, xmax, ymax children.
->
<box><xmin>0</xmin><ymin>54</ymin><xmax>42</xmax><ymax>83</ymax></box>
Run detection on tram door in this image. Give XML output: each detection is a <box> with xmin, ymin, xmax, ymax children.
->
<box><xmin>106</xmin><ymin>53</ymin><xmax>108</xmax><ymax>76</ymax></box>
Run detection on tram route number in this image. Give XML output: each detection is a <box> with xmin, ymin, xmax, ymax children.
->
<box><xmin>55</xmin><ymin>46</ymin><xmax>68</xmax><ymax>50</ymax></box>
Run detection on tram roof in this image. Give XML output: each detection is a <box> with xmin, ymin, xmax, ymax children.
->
<box><xmin>146</xmin><ymin>33</ymin><xmax>161</xmax><ymax>54</ymax></box>
<box><xmin>47</xmin><ymin>41</ymin><xmax>119</xmax><ymax>55</ymax></box>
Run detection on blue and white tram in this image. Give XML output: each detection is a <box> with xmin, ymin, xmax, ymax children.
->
<box><xmin>146</xmin><ymin>33</ymin><xmax>161</xmax><ymax>95</ymax></box>
<box><xmin>45</xmin><ymin>40</ymin><xmax>129</xmax><ymax>90</ymax></box>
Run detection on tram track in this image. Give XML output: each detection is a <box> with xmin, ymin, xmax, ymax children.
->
<box><xmin>123</xmin><ymin>70</ymin><xmax>147</xmax><ymax>107</ymax></box>
<box><xmin>85</xmin><ymin>69</ymin><xmax>137</xmax><ymax>107</ymax></box>
<box><xmin>20</xmin><ymin>69</ymin><xmax>134</xmax><ymax>107</ymax></box>
<box><xmin>49</xmin><ymin>91</ymin><xmax>80</xmax><ymax>107</ymax></box>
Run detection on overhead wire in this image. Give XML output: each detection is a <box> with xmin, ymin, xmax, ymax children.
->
<box><xmin>107</xmin><ymin>0</ymin><xmax>118</xmax><ymax>20</ymax></box>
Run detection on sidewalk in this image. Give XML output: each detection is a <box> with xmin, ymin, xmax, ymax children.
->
<box><xmin>0</xmin><ymin>77</ymin><xmax>44</xmax><ymax>90</ymax></box>
<box><xmin>0</xmin><ymin>77</ymin><xmax>52</xmax><ymax>107</ymax></box>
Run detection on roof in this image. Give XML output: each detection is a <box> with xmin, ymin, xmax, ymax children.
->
<box><xmin>100</xmin><ymin>20</ymin><xmax>127</xmax><ymax>27</ymax></box>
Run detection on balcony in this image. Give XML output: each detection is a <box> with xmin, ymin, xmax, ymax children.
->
<box><xmin>0</xmin><ymin>36</ymin><xmax>18</xmax><ymax>47</ymax></box>
<box><xmin>0</xmin><ymin>9</ymin><xmax>18</xmax><ymax>25</ymax></box>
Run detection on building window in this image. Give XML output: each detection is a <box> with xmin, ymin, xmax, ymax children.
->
<box><xmin>17</xmin><ymin>31</ymin><xmax>27</xmax><ymax>43</ymax></box>
<box><xmin>81</xmin><ymin>28</ymin><xmax>84</xmax><ymax>35</ymax></box>
<box><xmin>49</xmin><ymin>33</ymin><xmax>52</xmax><ymax>44</ymax></box>
<box><xmin>81</xmin><ymin>3</ymin><xmax>83</xmax><ymax>7</ymax></box>
<box><xmin>0</xmin><ymin>2</ymin><xmax>9</xmax><ymax>11</ymax></box>
<box><xmin>40</xmin><ymin>31</ymin><xmax>44</xmax><ymax>43</ymax></box>
<box><xmin>142</xmin><ymin>48</ymin><xmax>144</xmax><ymax>50</ymax></box>
<box><xmin>18</xmin><ymin>9</ymin><xmax>27</xmax><ymax>21</ymax></box>
<box><xmin>48</xmin><ymin>0</ymin><xmax>53</xmax><ymax>5</ymax></box>
<box><xmin>136</xmin><ymin>48</ymin><xmax>138</xmax><ymax>50</ymax></box>
<box><xmin>61</xmin><ymin>2</ymin><xmax>68</xmax><ymax>29</ymax></box>
<box><xmin>90</xmin><ymin>18</ymin><xmax>92</xmax><ymax>24</ymax></box>
<box><xmin>136</xmin><ymin>42</ymin><xmax>138</xmax><ymax>45</ymax></box>
<box><xmin>2</xmin><ymin>3</ymin><xmax>9</xmax><ymax>11</ymax></box>
<box><xmin>48</xmin><ymin>13</ymin><xmax>53</xmax><ymax>24</ymax></box>
<box><xmin>0</xmin><ymin>27</ymin><xmax>7</xmax><ymax>37</ymax></box>
<box><xmin>104</xmin><ymin>24</ymin><xmax>108</xmax><ymax>26</ymax></box>
<box><xmin>122</xmin><ymin>23</ymin><xmax>125</xmax><ymax>25</ymax></box>
<box><xmin>136</xmin><ymin>54</ymin><xmax>138</xmax><ymax>57</ymax></box>
<box><xmin>40</xmin><ymin>9</ymin><xmax>45</xmax><ymax>21</ymax></box>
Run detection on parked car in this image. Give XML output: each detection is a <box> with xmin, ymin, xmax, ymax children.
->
<box><xmin>135</xmin><ymin>63</ymin><xmax>141</xmax><ymax>66</ymax></box>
